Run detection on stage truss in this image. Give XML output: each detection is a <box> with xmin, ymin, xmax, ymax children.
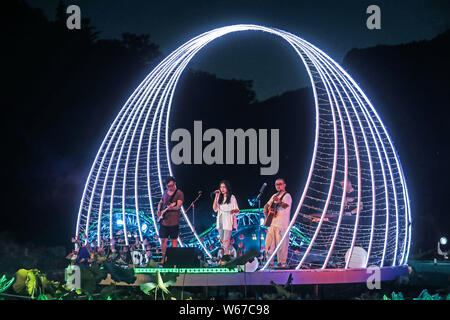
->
<box><xmin>75</xmin><ymin>24</ymin><xmax>411</xmax><ymax>270</ymax></box>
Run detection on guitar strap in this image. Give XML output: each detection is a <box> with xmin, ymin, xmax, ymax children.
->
<box><xmin>161</xmin><ymin>189</ymin><xmax>178</xmax><ymax>210</ymax></box>
<box><xmin>164</xmin><ymin>189</ymin><xmax>178</xmax><ymax>208</ymax></box>
<box><xmin>274</xmin><ymin>191</ymin><xmax>287</xmax><ymax>204</ymax></box>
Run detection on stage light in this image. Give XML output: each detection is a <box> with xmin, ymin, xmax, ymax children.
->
<box><xmin>142</xmin><ymin>223</ymin><xmax>148</xmax><ymax>232</ymax></box>
<box><xmin>437</xmin><ymin>236</ymin><xmax>448</xmax><ymax>261</ymax></box>
<box><xmin>260</xmin><ymin>217</ymin><xmax>265</xmax><ymax>226</ymax></box>
<box><xmin>116</xmin><ymin>219</ymin><xmax>123</xmax><ymax>226</ymax></box>
<box><xmin>345</xmin><ymin>246</ymin><xmax>368</xmax><ymax>268</ymax></box>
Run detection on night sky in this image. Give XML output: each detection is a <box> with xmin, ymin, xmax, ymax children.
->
<box><xmin>4</xmin><ymin>0</ymin><xmax>450</xmax><ymax>253</ymax></box>
<box><xmin>29</xmin><ymin>0</ymin><xmax>449</xmax><ymax>100</ymax></box>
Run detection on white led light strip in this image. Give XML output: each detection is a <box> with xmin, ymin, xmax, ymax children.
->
<box><xmin>75</xmin><ymin>24</ymin><xmax>410</xmax><ymax>268</ymax></box>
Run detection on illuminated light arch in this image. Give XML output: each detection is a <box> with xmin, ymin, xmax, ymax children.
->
<box><xmin>75</xmin><ymin>24</ymin><xmax>411</xmax><ymax>268</ymax></box>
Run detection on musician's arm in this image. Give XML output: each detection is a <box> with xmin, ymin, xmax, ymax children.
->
<box><xmin>263</xmin><ymin>203</ymin><xmax>269</xmax><ymax>215</ymax></box>
<box><xmin>232</xmin><ymin>195</ymin><xmax>239</xmax><ymax>214</ymax></box>
<box><xmin>212</xmin><ymin>192</ymin><xmax>219</xmax><ymax>212</ymax></box>
<box><xmin>280</xmin><ymin>193</ymin><xmax>292</xmax><ymax>209</ymax></box>
<box><xmin>171</xmin><ymin>199</ymin><xmax>183</xmax><ymax>211</ymax></box>
<box><xmin>156</xmin><ymin>200</ymin><xmax>163</xmax><ymax>216</ymax></box>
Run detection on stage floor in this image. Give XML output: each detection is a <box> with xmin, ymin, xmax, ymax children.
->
<box><xmin>100</xmin><ymin>265</ymin><xmax>409</xmax><ymax>287</ymax></box>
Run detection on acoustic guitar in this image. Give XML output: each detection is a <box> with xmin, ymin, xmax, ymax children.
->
<box><xmin>263</xmin><ymin>192</ymin><xmax>286</xmax><ymax>227</ymax></box>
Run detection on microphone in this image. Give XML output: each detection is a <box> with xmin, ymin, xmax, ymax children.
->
<box><xmin>259</xmin><ymin>182</ymin><xmax>267</xmax><ymax>194</ymax></box>
<box><xmin>210</xmin><ymin>190</ymin><xmax>220</xmax><ymax>198</ymax></box>
<box><xmin>256</xmin><ymin>182</ymin><xmax>267</xmax><ymax>200</ymax></box>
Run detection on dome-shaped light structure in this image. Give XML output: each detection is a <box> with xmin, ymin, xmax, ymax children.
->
<box><xmin>75</xmin><ymin>24</ymin><xmax>411</xmax><ymax>270</ymax></box>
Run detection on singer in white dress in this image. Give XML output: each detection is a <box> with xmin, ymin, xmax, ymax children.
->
<box><xmin>212</xmin><ymin>180</ymin><xmax>239</xmax><ymax>255</ymax></box>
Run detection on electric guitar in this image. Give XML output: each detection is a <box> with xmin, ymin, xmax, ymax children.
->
<box><xmin>157</xmin><ymin>202</ymin><xmax>176</xmax><ymax>223</ymax></box>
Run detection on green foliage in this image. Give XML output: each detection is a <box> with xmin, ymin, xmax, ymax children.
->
<box><xmin>103</xmin><ymin>262</ymin><xmax>136</xmax><ymax>284</ymax></box>
<box><xmin>99</xmin><ymin>284</ymin><xmax>117</xmax><ymax>299</ymax></box>
<box><xmin>413</xmin><ymin>289</ymin><xmax>444</xmax><ymax>300</ymax></box>
<box><xmin>0</xmin><ymin>274</ymin><xmax>15</xmax><ymax>293</ymax></box>
<box><xmin>12</xmin><ymin>269</ymin><xmax>61</xmax><ymax>299</ymax></box>
<box><xmin>140</xmin><ymin>282</ymin><xmax>157</xmax><ymax>295</ymax></box>
<box><xmin>383</xmin><ymin>289</ymin><xmax>447</xmax><ymax>300</ymax></box>
<box><xmin>13</xmin><ymin>269</ymin><xmax>40</xmax><ymax>298</ymax></box>
<box><xmin>269</xmin><ymin>280</ymin><xmax>296</xmax><ymax>299</ymax></box>
<box><xmin>78</xmin><ymin>263</ymin><xmax>108</xmax><ymax>295</ymax></box>
<box><xmin>140</xmin><ymin>270</ymin><xmax>177</xmax><ymax>300</ymax></box>
<box><xmin>266</xmin><ymin>273</ymin><xmax>298</xmax><ymax>300</ymax></box>
<box><xmin>391</xmin><ymin>292</ymin><xmax>404</xmax><ymax>300</ymax></box>
<box><xmin>4</xmin><ymin>265</ymin><xmax>114</xmax><ymax>300</ymax></box>
<box><xmin>78</xmin><ymin>265</ymin><xmax>97</xmax><ymax>295</ymax></box>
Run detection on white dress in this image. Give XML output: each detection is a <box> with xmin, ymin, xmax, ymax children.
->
<box><xmin>214</xmin><ymin>195</ymin><xmax>239</xmax><ymax>231</ymax></box>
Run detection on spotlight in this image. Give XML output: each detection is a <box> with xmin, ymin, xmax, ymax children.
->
<box><xmin>116</xmin><ymin>219</ymin><xmax>123</xmax><ymax>226</ymax></box>
<box><xmin>142</xmin><ymin>223</ymin><xmax>148</xmax><ymax>232</ymax></box>
<box><xmin>437</xmin><ymin>236</ymin><xmax>448</xmax><ymax>261</ymax></box>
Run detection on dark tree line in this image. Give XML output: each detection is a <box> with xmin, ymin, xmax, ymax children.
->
<box><xmin>342</xmin><ymin>31</ymin><xmax>450</xmax><ymax>252</ymax></box>
<box><xmin>1</xmin><ymin>1</ymin><xmax>261</xmax><ymax>247</ymax></box>
<box><xmin>2</xmin><ymin>0</ymin><xmax>448</xmax><ymax>255</ymax></box>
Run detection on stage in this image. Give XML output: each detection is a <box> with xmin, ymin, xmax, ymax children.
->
<box><xmin>100</xmin><ymin>265</ymin><xmax>409</xmax><ymax>287</ymax></box>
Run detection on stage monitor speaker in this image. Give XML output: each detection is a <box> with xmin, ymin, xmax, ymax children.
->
<box><xmin>164</xmin><ymin>247</ymin><xmax>204</xmax><ymax>268</ymax></box>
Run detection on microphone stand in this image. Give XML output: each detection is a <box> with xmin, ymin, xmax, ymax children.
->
<box><xmin>255</xmin><ymin>187</ymin><xmax>265</xmax><ymax>263</ymax></box>
<box><xmin>185</xmin><ymin>192</ymin><xmax>202</xmax><ymax>231</ymax></box>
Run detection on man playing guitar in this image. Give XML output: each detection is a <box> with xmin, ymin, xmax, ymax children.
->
<box><xmin>157</xmin><ymin>176</ymin><xmax>184</xmax><ymax>264</ymax></box>
<box><xmin>263</xmin><ymin>178</ymin><xmax>292</xmax><ymax>267</ymax></box>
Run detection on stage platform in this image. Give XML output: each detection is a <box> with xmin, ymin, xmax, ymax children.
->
<box><xmin>100</xmin><ymin>265</ymin><xmax>409</xmax><ymax>287</ymax></box>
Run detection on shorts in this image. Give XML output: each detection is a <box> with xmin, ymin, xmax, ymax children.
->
<box><xmin>159</xmin><ymin>224</ymin><xmax>179</xmax><ymax>239</ymax></box>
